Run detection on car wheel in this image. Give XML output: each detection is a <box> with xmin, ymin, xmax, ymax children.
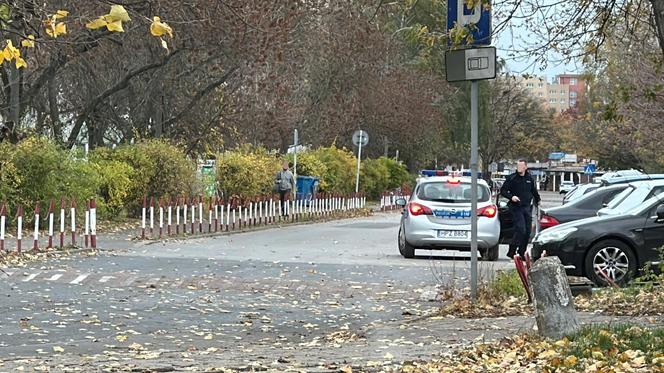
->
<box><xmin>398</xmin><ymin>225</ymin><xmax>415</xmax><ymax>258</ymax></box>
<box><xmin>480</xmin><ymin>245</ymin><xmax>500</xmax><ymax>261</ymax></box>
<box><xmin>584</xmin><ymin>240</ymin><xmax>637</xmax><ymax>286</ymax></box>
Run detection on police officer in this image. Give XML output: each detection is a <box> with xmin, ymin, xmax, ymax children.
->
<box><xmin>500</xmin><ymin>159</ymin><xmax>541</xmax><ymax>259</ymax></box>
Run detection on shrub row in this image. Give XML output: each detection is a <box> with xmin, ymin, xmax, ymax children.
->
<box><xmin>0</xmin><ymin>138</ymin><xmax>411</xmax><ymax>219</ymax></box>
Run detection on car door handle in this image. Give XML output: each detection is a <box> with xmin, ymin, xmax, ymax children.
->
<box><xmin>633</xmin><ymin>228</ymin><xmax>643</xmax><ymax>232</ymax></box>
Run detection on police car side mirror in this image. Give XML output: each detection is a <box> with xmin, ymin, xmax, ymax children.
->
<box><xmin>396</xmin><ymin>198</ymin><xmax>407</xmax><ymax>207</ymax></box>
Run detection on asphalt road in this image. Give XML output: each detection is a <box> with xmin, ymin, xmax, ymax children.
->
<box><xmin>0</xmin><ymin>192</ymin><xmax>570</xmax><ymax>371</ymax></box>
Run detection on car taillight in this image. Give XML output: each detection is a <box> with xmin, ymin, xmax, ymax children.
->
<box><xmin>478</xmin><ymin>204</ymin><xmax>497</xmax><ymax>218</ymax></box>
<box><xmin>539</xmin><ymin>214</ymin><xmax>560</xmax><ymax>229</ymax></box>
<box><xmin>408</xmin><ymin>202</ymin><xmax>433</xmax><ymax>216</ymax></box>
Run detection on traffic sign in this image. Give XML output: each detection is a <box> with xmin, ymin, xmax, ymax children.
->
<box><xmin>445</xmin><ymin>47</ymin><xmax>496</xmax><ymax>82</ymax></box>
<box><xmin>584</xmin><ymin>164</ymin><xmax>596</xmax><ymax>175</ymax></box>
<box><xmin>447</xmin><ymin>0</ymin><xmax>492</xmax><ymax>46</ymax></box>
<box><xmin>352</xmin><ymin>130</ymin><xmax>369</xmax><ymax>147</ymax></box>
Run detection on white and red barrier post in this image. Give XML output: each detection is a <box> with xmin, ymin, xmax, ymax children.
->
<box><xmin>226</xmin><ymin>202</ymin><xmax>231</xmax><ymax>231</ymax></box>
<box><xmin>0</xmin><ymin>203</ymin><xmax>6</xmax><ymax>252</ymax></box>
<box><xmin>167</xmin><ymin>197</ymin><xmax>172</xmax><ymax>236</ymax></box>
<box><xmin>198</xmin><ymin>196</ymin><xmax>204</xmax><ymax>234</ymax></box>
<box><xmin>59</xmin><ymin>198</ymin><xmax>65</xmax><ymax>248</ymax></box>
<box><xmin>141</xmin><ymin>196</ymin><xmax>147</xmax><ymax>240</ymax></box>
<box><xmin>90</xmin><ymin>199</ymin><xmax>97</xmax><ymax>249</ymax></box>
<box><xmin>159</xmin><ymin>197</ymin><xmax>164</xmax><ymax>239</ymax></box>
<box><xmin>70</xmin><ymin>199</ymin><xmax>76</xmax><ymax>246</ymax></box>
<box><xmin>16</xmin><ymin>205</ymin><xmax>23</xmax><ymax>253</ymax></box>
<box><xmin>33</xmin><ymin>202</ymin><xmax>40</xmax><ymax>251</ymax></box>
<box><xmin>183</xmin><ymin>196</ymin><xmax>188</xmax><ymax>234</ymax></box>
<box><xmin>149</xmin><ymin>197</ymin><xmax>155</xmax><ymax>237</ymax></box>
<box><xmin>84</xmin><ymin>200</ymin><xmax>90</xmax><ymax>248</ymax></box>
<box><xmin>176</xmin><ymin>197</ymin><xmax>181</xmax><ymax>235</ymax></box>
<box><xmin>190</xmin><ymin>197</ymin><xmax>196</xmax><ymax>234</ymax></box>
<box><xmin>208</xmin><ymin>197</ymin><xmax>213</xmax><ymax>233</ymax></box>
<box><xmin>47</xmin><ymin>200</ymin><xmax>55</xmax><ymax>249</ymax></box>
<box><xmin>219</xmin><ymin>198</ymin><xmax>225</xmax><ymax>231</ymax></box>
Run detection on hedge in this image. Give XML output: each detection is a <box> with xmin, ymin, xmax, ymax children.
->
<box><xmin>0</xmin><ymin>138</ymin><xmax>411</xmax><ymax>220</ymax></box>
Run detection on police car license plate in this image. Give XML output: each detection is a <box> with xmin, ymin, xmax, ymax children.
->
<box><xmin>434</xmin><ymin>209</ymin><xmax>471</xmax><ymax>218</ymax></box>
<box><xmin>438</xmin><ymin>230</ymin><xmax>468</xmax><ymax>239</ymax></box>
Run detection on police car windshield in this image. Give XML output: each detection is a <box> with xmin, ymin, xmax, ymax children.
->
<box><xmin>416</xmin><ymin>181</ymin><xmax>490</xmax><ymax>203</ymax></box>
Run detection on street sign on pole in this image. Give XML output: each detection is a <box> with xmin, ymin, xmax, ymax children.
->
<box><xmin>447</xmin><ymin>0</ymin><xmax>492</xmax><ymax>46</ymax></box>
<box><xmin>584</xmin><ymin>164</ymin><xmax>596</xmax><ymax>175</ymax></box>
<box><xmin>353</xmin><ymin>130</ymin><xmax>368</xmax><ymax>193</ymax></box>
<box><xmin>352</xmin><ymin>130</ymin><xmax>369</xmax><ymax>147</ymax></box>
<box><xmin>445</xmin><ymin>47</ymin><xmax>496</xmax><ymax>82</ymax></box>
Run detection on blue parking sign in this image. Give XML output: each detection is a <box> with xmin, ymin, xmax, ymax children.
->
<box><xmin>447</xmin><ymin>0</ymin><xmax>492</xmax><ymax>45</ymax></box>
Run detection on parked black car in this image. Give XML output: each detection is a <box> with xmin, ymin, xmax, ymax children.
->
<box><xmin>532</xmin><ymin>195</ymin><xmax>664</xmax><ymax>286</ymax></box>
<box><xmin>539</xmin><ymin>184</ymin><xmax>629</xmax><ymax>230</ymax></box>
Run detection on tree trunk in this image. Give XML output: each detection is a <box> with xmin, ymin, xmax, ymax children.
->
<box><xmin>650</xmin><ymin>0</ymin><xmax>664</xmax><ymax>58</ymax></box>
<box><xmin>528</xmin><ymin>256</ymin><xmax>580</xmax><ymax>340</ymax></box>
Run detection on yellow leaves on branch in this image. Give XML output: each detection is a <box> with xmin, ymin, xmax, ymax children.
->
<box><xmin>21</xmin><ymin>35</ymin><xmax>35</xmax><ymax>48</ymax></box>
<box><xmin>0</xmin><ymin>40</ymin><xmax>27</xmax><ymax>69</ymax></box>
<box><xmin>86</xmin><ymin>5</ymin><xmax>131</xmax><ymax>33</ymax></box>
<box><xmin>150</xmin><ymin>17</ymin><xmax>173</xmax><ymax>50</ymax></box>
<box><xmin>44</xmin><ymin>10</ymin><xmax>68</xmax><ymax>38</ymax></box>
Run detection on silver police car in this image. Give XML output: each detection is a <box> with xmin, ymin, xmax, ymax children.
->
<box><xmin>397</xmin><ymin>175</ymin><xmax>500</xmax><ymax>260</ymax></box>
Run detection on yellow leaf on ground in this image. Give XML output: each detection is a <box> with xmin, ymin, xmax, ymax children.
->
<box><xmin>564</xmin><ymin>355</ymin><xmax>578</xmax><ymax>366</ymax></box>
<box><xmin>115</xmin><ymin>335</ymin><xmax>128</xmax><ymax>342</ymax></box>
<box><xmin>592</xmin><ymin>351</ymin><xmax>605</xmax><ymax>360</ymax></box>
<box><xmin>55</xmin><ymin>10</ymin><xmax>68</xmax><ymax>19</ymax></box>
<box><xmin>53</xmin><ymin>346</ymin><xmax>64</xmax><ymax>353</ymax></box>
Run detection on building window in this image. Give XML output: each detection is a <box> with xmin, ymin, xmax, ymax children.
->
<box><xmin>538</xmin><ymin>92</ymin><xmax>543</xmax><ymax>97</ymax></box>
<box><xmin>570</xmin><ymin>99</ymin><xmax>577</xmax><ymax>106</ymax></box>
<box><xmin>538</xmin><ymin>83</ymin><xmax>544</xmax><ymax>88</ymax></box>
<box><xmin>570</xmin><ymin>91</ymin><xmax>577</xmax><ymax>98</ymax></box>
<box><xmin>560</xmin><ymin>98</ymin><xmax>566</xmax><ymax>103</ymax></box>
<box><xmin>560</xmin><ymin>90</ymin><xmax>566</xmax><ymax>94</ymax></box>
<box><xmin>549</xmin><ymin>90</ymin><xmax>555</xmax><ymax>95</ymax></box>
<box><xmin>570</xmin><ymin>78</ymin><xmax>577</xmax><ymax>85</ymax></box>
<box><xmin>549</xmin><ymin>98</ymin><xmax>556</xmax><ymax>103</ymax></box>
<box><xmin>527</xmin><ymin>83</ymin><xmax>534</xmax><ymax>87</ymax></box>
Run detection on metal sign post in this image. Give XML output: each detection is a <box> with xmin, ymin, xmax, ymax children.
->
<box><xmin>446</xmin><ymin>0</ymin><xmax>494</xmax><ymax>301</ymax></box>
<box><xmin>352</xmin><ymin>130</ymin><xmax>369</xmax><ymax>193</ymax></box>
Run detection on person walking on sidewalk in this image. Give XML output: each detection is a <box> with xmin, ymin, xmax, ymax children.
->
<box><xmin>500</xmin><ymin>159</ymin><xmax>541</xmax><ymax>259</ymax></box>
<box><xmin>275</xmin><ymin>161</ymin><xmax>295</xmax><ymax>216</ymax></box>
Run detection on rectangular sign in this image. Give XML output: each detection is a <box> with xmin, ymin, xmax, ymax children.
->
<box><xmin>445</xmin><ymin>47</ymin><xmax>496</xmax><ymax>82</ymax></box>
<box><xmin>447</xmin><ymin>0</ymin><xmax>492</xmax><ymax>46</ymax></box>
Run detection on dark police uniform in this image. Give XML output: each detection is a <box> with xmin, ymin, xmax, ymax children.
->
<box><xmin>500</xmin><ymin>171</ymin><xmax>541</xmax><ymax>258</ymax></box>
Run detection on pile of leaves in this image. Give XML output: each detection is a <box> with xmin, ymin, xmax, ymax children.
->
<box><xmin>576</xmin><ymin>285</ymin><xmax>664</xmax><ymax>316</ymax></box>
<box><xmin>399</xmin><ymin>324</ymin><xmax>664</xmax><ymax>372</ymax></box>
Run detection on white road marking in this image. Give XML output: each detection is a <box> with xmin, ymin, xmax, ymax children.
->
<box><xmin>22</xmin><ymin>273</ymin><xmax>39</xmax><ymax>282</ymax></box>
<box><xmin>98</xmin><ymin>275</ymin><xmax>115</xmax><ymax>283</ymax></box>
<box><xmin>69</xmin><ymin>274</ymin><xmax>89</xmax><ymax>285</ymax></box>
<box><xmin>46</xmin><ymin>273</ymin><xmax>64</xmax><ymax>281</ymax></box>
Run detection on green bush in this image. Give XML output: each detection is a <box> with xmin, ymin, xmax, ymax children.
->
<box><xmin>215</xmin><ymin>145</ymin><xmax>280</xmax><ymax>198</ymax></box>
<box><xmin>361</xmin><ymin>157</ymin><xmax>411</xmax><ymax>198</ymax></box>
<box><xmin>307</xmin><ymin>145</ymin><xmax>356</xmax><ymax>193</ymax></box>
<box><xmin>93</xmin><ymin>160</ymin><xmax>135</xmax><ymax>217</ymax></box>
<box><xmin>95</xmin><ymin>139</ymin><xmax>195</xmax><ymax>211</ymax></box>
<box><xmin>1</xmin><ymin>137</ymin><xmax>100</xmax><ymax>218</ymax></box>
<box><xmin>361</xmin><ymin>158</ymin><xmax>390</xmax><ymax>199</ymax></box>
<box><xmin>285</xmin><ymin>151</ymin><xmax>328</xmax><ymax>180</ymax></box>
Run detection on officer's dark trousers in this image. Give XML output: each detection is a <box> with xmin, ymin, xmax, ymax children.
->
<box><xmin>509</xmin><ymin>205</ymin><xmax>532</xmax><ymax>257</ymax></box>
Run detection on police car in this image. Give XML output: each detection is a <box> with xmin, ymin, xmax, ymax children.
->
<box><xmin>396</xmin><ymin>170</ymin><xmax>500</xmax><ymax>260</ymax></box>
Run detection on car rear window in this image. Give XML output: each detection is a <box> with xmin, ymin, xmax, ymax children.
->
<box><xmin>416</xmin><ymin>181</ymin><xmax>490</xmax><ymax>203</ymax></box>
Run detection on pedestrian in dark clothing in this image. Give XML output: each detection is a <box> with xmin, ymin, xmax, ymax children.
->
<box><xmin>500</xmin><ymin>159</ymin><xmax>541</xmax><ymax>259</ymax></box>
<box><xmin>275</xmin><ymin>161</ymin><xmax>295</xmax><ymax>216</ymax></box>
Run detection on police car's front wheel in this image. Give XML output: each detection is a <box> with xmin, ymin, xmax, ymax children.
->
<box><xmin>398</xmin><ymin>225</ymin><xmax>415</xmax><ymax>258</ymax></box>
